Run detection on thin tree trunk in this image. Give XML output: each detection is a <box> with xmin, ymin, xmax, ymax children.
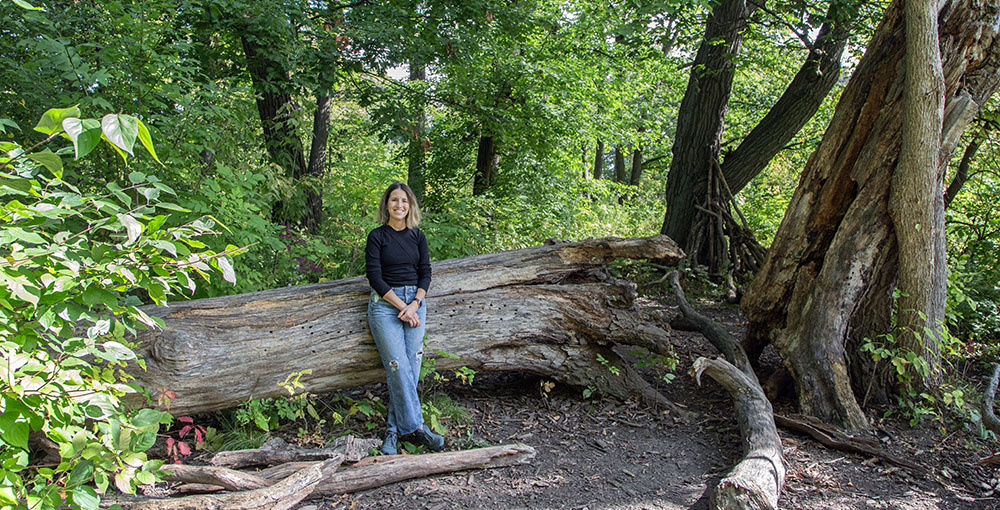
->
<box><xmin>742</xmin><ymin>0</ymin><xmax>1000</xmax><ymax>431</ymax></box>
<box><xmin>407</xmin><ymin>59</ymin><xmax>427</xmax><ymax>204</ymax></box>
<box><xmin>891</xmin><ymin>0</ymin><xmax>946</xmax><ymax>383</ymax></box>
<box><xmin>943</xmin><ymin>137</ymin><xmax>981</xmax><ymax>208</ymax></box>
<box><xmin>302</xmin><ymin>92</ymin><xmax>331</xmax><ymax>234</ymax></box>
<box><xmin>630</xmin><ymin>147</ymin><xmax>642</xmax><ymax>186</ymax></box>
<box><xmin>473</xmin><ymin>133</ymin><xmax>499</xmax><ymax>196</ymax></box>
<box><xmin>614</xmin><ymin>145</ymin><xmax>627</xmax><ymax>182</ymax></box>
<box><xmin>593</xmin><ymin>140</ymin><xmax>604</xmax><ymax>180</ymax></box>
<box><xmin>719</xmin><ymin>3</ymin><xmax>853</xmax><ymax>194</ymax></box>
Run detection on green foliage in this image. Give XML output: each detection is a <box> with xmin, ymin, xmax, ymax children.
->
<box><xmin>0</xmin><ymin>107</ymin><xmax>234</xmax><ymax>509</ymax></box>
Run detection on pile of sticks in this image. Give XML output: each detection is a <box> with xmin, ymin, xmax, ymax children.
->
<box><xmin>688</xmin><ymin>159</ymin><xmax>767</xmax><ymax>282</ymax></box>
<box><xmin>117</xmin><ymin>437</ymin><xmax>535</xmax><ymax>509</ymax></box>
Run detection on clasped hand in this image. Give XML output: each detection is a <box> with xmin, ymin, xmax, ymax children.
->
<box><xmin>397</xmin><ymin>301</ymin><xmax>421</xmax><ymax>327</ymax></box>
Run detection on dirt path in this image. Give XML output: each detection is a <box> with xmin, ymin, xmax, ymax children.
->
<box><xmin>286</xmin><ymin>299</ymin><xmax>998</xmax><ymax>509</ymax></box>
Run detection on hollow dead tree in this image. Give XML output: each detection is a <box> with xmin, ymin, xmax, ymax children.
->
<box><xmin>742</xmin><ymin>0</ymin><xmax>1000</xmax><ymax>431</ymax></box>
<box><xmin>126</xmin><ymin>236</ymin><xmax>686</xmax><ymax>417</ymax></box>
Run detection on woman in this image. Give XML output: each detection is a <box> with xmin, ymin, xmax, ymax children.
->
<box><xmin>365</xmin><ymin>182</ymin><xmax>444</xmax><ymax>455</ymax></box>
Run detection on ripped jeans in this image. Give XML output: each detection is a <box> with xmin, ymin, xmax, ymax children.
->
<box><xmin>368</xmin><ymin>285</ymin><xmax>426</xmax><ymax>435</ymax></box>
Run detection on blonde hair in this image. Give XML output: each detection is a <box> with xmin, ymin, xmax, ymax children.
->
<box><xmin>377</xmin><ymin>182</ymin><xmax>421</xmax><ymax>228</ymax></box>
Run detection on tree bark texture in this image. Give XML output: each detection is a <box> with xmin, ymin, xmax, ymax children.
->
<box><xmin>407</xmin><ymin>59</ymin><xmax>427</xmax><ymax>204</ymax></box>
<box><xmin>892</xmin><ymin>0</ymin><xmax>947</xmax><ymax>383</ymax></box>
<box><xmin>301</xmin><ymin>92</ymin><xmax>331</xmax><ymax>234</ymax></box>
<box><xmin>593</xmin><ymin>140</ymin><xmax>604</xmax><ymax>180</ymax></box>
<box><xmin>719</xmin><ymin>3</ymin><xmax>853</xmax><ymax>195</ymax></box>
<box><xmin>630</xmin><ymin>147</ymin><xmax>642</xmax><ymax>186</ymax></box>
<box><xmin>660</xmin><ymin>0</ymin><xmax>752</xmax><ymax>248</ymax></box>
<box><xmin>742</xmin><ymin>0</ymin><xmax>1000</xmax><ymax>431</ymax></box>
<box><xmin>126</xmin><ymin>236</ymin><xmax>685</xmax><ymax>416</ymax></box>
<box><xmin>473</xmin><ymin>133</ymin><xmax>499</xmax><ymax>196</ymax></box>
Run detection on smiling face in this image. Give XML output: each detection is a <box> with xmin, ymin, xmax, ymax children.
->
<box><xmin>387</xmin><ymin>188</ymin><xmax>410</xmax><ymax>225</ymax></box>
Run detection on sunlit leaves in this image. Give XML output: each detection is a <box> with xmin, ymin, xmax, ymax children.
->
<box><xmin>63</xmin><ymin>117</ymin><xmax>102</xmax><ymax>159</ymax></box>
<box><xmin>33</xmin><ymin>105</ymin><xmax>79</xmax><ymax>135</ymax></box>
<box><xmin>101</xmin><ymin>113</ymin><xmax>139</xmax><ymax>157</ymax></box>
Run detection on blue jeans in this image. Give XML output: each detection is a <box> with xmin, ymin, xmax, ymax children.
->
<box><xmin>368</xmin><ymin>285</ymin><xmax>426</xmax><ymax>435</ymax></box>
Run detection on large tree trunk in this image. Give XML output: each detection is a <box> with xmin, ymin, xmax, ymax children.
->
<box><xmin>891</xmin><ymin>0</ymin><xmax>946</xmax><ymax>383</ymax></box>
<box><xmin>406</xmin><ymin>59</ymin><xmax>427</xmax><ymax>204</ymax></box>
<box><xmin>126</xmin><ymin>236</ymin><xmax>685</xmax><ymax>416</ymax></box>
<box><xmin>660</xmin><ymin>0</ymin><xmax>752</xmax><ymax>249</ymax></box>
<box><xmin>718</xmin><ymin>3</ymin><xmax>853</xmax><ymax>195</ymax></box>
<box><xmin>662</xmin><ymin>1</ymin><xmax>853</xmax><ymax>273</ymax></box>
<box><xmin>302</xmin><ymin>92</ymin><xmax>331</xmax><ymax>234</ymax></box>
<box><xmin>742</xmin><ymin>0</ymin><xmax>1000</xmax><ymax>431</ymax></box>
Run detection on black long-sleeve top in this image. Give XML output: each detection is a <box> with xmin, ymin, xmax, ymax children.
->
<box><xmin>365</xmin><ymin>225</ymin><xmax>431</xmax><ymax>297</ymax></box>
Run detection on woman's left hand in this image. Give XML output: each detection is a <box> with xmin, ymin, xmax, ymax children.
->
<box><xmin>398</xmin><ymin>301</ymin><xmax>421</xmax><ymax>327</ymax></box>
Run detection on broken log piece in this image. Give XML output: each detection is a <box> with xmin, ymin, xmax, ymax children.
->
<box><xmin>209</xmin><ymin>436</ymin><xmax>377</xmax><ymax>469</ymax></box>
<box><xmin>127</xmin><ymin>236</ymin><xmax>684</xmax><ymax>416</ymax></box>
<box><xmin>158</xmin><ymin>464</ymin><xmax>270</xmax><ymax>491</ymax></box>
<box><xmin>773</xmin><ymin>414</ymin><xmax>925</xmax><ymax>474</ymax></box>
<box><xmin>983</xmin><ymin>363</ymin><xmax>1000</xmax><ymax>435</ymax></box>
<box><xmin>127</xmin><ymin>458</ymin><xmax>339</xmax><ymax>510</ymax></box>
<box><xmin>258</xmin><ymin>443</ymin><xmax>536</xmax><ymax>496</ymax></box>
<box><xmin>692</xmin><ymin>358</ymin><xmax>784</xmax><ymax>510</ymax></box>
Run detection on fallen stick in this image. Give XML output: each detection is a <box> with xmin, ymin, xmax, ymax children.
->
<box><xmin>158</xmin><ymin>464</ymin><xmax>270</xmax><ymax>491</ymax></box>
<box><xmin>258</xmin><ymin>443</ymin><xmax>535</xmax><ymax>496</ymax></box>
<box><xmin>773</xmin><ymin>414</ymin><xmax>925</xmax><ymax>474</ymax></box>
<box><xmin>127</xmin><ymin>457</ymin><xmax>339</xmax><ymax>510</ymax></box>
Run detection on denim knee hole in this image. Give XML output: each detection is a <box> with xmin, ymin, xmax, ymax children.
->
<box><xmin>389</xmin><ymin>360</ymin><xmax>398</xmax><ymax>371</ymax></box>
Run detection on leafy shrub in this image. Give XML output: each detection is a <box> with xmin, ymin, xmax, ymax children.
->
<box><xmin>0</xmin><ymin>107</ymin><xmax>234</xmax><ymax>509</ymax></box>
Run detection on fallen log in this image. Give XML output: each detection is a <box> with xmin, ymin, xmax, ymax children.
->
<box><xmin>209</xmin><ymin>437</ymin><xmax>377</xmax><ymax>469</ymax></box>
<box><xmin>127</xmin><ymin>458</ymin><xmax>338</xmax><ymax>510</ymax></box>
<box><xmin>158</xmin><ymin>464</ymin><xmax>270</xmax><ymax>491</ymax></box>
<box><xmin>670</xmin><ymin>271</ymin><xmax>784</xmax><ymax>510</ymax></box>
<box><xmin>127</xmin><ymin>236</ymin><xmax>685</xmax><ymax>416</ymax></box>
<box><xmin>257</xmin><ymin>443</ymin><xmax>536</xmax><ymax>496</ymax></box>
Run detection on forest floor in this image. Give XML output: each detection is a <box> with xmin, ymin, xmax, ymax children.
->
<box><xmin>160</xmin><ymin>295</ymin><xmax>1000</xmax><ymax>509</ymax></box>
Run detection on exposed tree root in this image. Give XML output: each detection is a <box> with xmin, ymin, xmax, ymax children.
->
<box><xmin>773</xmin><ymin>414</ymin><xmax>925</xmax><ymax>474</ymax></box>
<box><xmin>670</xmin><ymin>271</ymin><xmax>784</xmax><ymax>510</ymax></box>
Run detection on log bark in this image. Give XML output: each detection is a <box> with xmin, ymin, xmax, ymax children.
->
<box><xmin>128</xmin><ymin>458</ymin><xmax>338</xmax><ymax>510</ymax></box>
<box><xmin>258</xmin><ymin>443</ymin><xmax>536</xmax><ymax>496</ymax></box>
<box><xmin>692</xmin><ymin>358</ymin><xmax>784</xmax><ymax>510</ymax></box>
<box><xmin>159</xmin><ymin>464</ymin><xmax>270</xmax><ymax>491</ymax></box>
<box><xmin>127</xmin><ymin>236</ymin><xmax>685</xmax><ymax>416</ymax></box>
<box><xmin>742</xmin><ymin>0</ymin><xmax>1000</xmax><ymax>431</ymax></box>
<box><xmin>671</xmin><ymin>272</ymin><xmax>783</xmax><ymax>509</ymax></box>
<box><xmin>209</xmin><ymin>436</ymin><xmax>373</xmax><ymax>469</ymax></box>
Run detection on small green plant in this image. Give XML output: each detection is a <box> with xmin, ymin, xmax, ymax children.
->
<box><xmin>596</xmin><ymin>352</ymin><xmax>620</xmax><ymax>375</ymax></box>
<box><xmin>631</xmin><ymin>347</ymin><xmax>679</xmax><ymax>384</ymax></box>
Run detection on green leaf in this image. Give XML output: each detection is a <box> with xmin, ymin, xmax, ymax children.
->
<box><xmin>131</xmin><ymin>408</ymin><xmax>168</xmax><ymax>429</ymax></box>
<box><xmin>13</xmin><ymin>0</ymin><xmax>45</xmax><ymax>10</ymax></box>
<box><xmin>68</xmin><ymin>459</ymin><xmax>94</xmax><ymax>487</ymax></box>
<box><xmin>0</xmin><ymin>118</ymin><xmax>20</xmax><ymax>133</ymax></box>
<box><xmin>0</xmin><ymin>487</ymin><xmax>17</xmax><ymax>506</ymax></box>
<box><xmin>135</xmin><ymin>119</ymin><xmax>162</xmax><ymax>164</ymax></box>
<box><xmin>117</xmin><ymin>213</ymin><xmax>142</xmax><ymax>245</ymax></box>
<box><xmin>0</xmin><ymin>177</ymin><xmax>32</xmax><ymax>195</ymax></box>
<box><xmin>101</xmin><ymin>114</ymin><xmax>139</xmax><ymax>156</ymax></box>
<box><xmin>70</xmin><ymin>485</ymin><xmax>99</xmax><ymax>510</ymax></box>
<box><xmin>34</xmin><ymin>106</ymin><xmax>80</xmax><ymax>135</ymax></box>
<box><xmin>63</xmin><ymin>118</ymin><xmax>102</xmax><ymax>159</ymax></box>
<box><xmin>0</xmin><ymin>414</ymin><xmax>29</xmax><ymax>450</ymax></box>
<box><xmin>27</xmin><ymin>151</ymin><xmax>63</xmax><ymax>176</ymax></box>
